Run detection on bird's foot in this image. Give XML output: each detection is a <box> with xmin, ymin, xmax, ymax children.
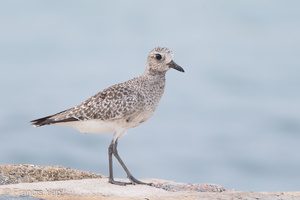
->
<box><xmin>108</xmin><ymin>178</ymin><xmax>132</xmax><ymax>186</ymax></box>
<box><xmin>108</xmin><ymin>176</ymin><xmax>153</xmax><ymax>186</ymax></box>
<box><xmin>128</xmin><ymin>175</ymin><xmax>153</xmax><ymax>186</ymax></box>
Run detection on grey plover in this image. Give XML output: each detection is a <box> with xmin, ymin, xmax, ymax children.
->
<box><xmin>30</xmin><ymin>47</ymin><xmax>184</xmax><ymax>185</ymax></box>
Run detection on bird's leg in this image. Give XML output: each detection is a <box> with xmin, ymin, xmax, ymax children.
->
<box><xmin>108</xmin><ymin>141</ymin><xmax>131</xmax><ymax>185</ymax></box>
<box><xmin>109</xmin><ymin>139</ymin><xmax>151</xmax><ymax>185</ymax></box>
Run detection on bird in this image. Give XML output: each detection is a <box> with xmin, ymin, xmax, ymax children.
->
<box><xmin>30</xmin><ymin>46</ymin><xmax>185</xmax><ymax>185</ymax></box>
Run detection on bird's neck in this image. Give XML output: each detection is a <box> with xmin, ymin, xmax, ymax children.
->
<box><xmin>139</xmin><ymin>73</ymin><xmax>166</xmax><ymax>97</ymax></box>
<box><xmin>143</xmin><ymin>67</ymin><xmax>166</xmax><ymax>77</ymax></box>
<box><xmin>142</xmin><ymin>71</ymin><xmax>166</xmax><ymax>84</ymax></box>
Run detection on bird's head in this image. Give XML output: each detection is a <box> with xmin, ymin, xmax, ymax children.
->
<box><xmin>145</xmin><ymin>47</ymin><xmax>184</xmax><ymax>75</ymax></box>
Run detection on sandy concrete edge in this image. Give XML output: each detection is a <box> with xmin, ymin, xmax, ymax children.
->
<box><xmin>0</xmin><ymin>179</ymin><xmax>300</xmax><ymax>200</ymax></box>
<box><xmin>1</xmin><ymin>165</ymin><xmax>299</xmax><ymax>200</ymax></box>
<box><xmin>0</xmin><ymin>178</ymin><xmax>199</xmax><ymax>200</ymax></box>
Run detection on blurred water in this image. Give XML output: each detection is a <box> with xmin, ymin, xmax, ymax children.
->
<box><xmin>1</xmin><ymin>0</ymin><xmax>300</xmax><ymax>191</ymax></box>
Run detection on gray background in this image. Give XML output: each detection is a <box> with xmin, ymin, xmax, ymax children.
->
<box><xmin>1</xmin><ymin>0</ymin><xmax>299</xmax><ymax>191</ymax></box>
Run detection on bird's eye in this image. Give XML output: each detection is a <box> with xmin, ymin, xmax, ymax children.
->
<box><xmin>155</xmin><ymin>54</ymin><xmax>162</xmax><ymax>60</ymax></box>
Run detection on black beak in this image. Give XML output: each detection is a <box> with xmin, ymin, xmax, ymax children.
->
<box><xmin>167</xmin><ymin>60</ymin><xmax>185</xmax><ymax>72</ymax></box>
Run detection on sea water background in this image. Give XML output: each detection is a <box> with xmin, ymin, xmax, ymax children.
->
<box><xmin>1</xmin><ymin>0</ymin><xmax>299</xmax><ymax>191</ymax></box>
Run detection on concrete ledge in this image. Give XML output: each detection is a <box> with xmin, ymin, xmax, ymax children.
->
<box><xmin>0</xmin><ymin>164</ymin><xmax>299</xmax><ymax>200</ymax></box>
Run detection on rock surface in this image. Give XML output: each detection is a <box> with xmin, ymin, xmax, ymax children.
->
<box><xmin>0</xmin><ymin>164</ymin><xmax>299</xmax><ymax>200</ymax></box>
<box><xmin>0</xmin><ymin>164</ymin><xmax>103</xmax><ymax>185</ymax></box>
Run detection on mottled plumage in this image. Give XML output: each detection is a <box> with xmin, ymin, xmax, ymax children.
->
<box><xmin>30</xmin><ymin>46</ymin><xmax>184</xmax><ymax>185</ymax></box>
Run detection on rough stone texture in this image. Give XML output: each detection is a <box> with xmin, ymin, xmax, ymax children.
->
<box><xmin>0</xmin><ymin>179</ymin><xmax>299</xmax><ymax>200</ymax></box>
<box><xmin>0</xmin><ymin>164</ymin><xmax>103</xmax><ymax>185</ymax></box>
<box><xmin>0</xmin><ymin>164</ymin><xmax>224</xmax><ymax>193</ymax></box>
<box><xmin>150</xmin><ymin>179</ymin><xmax>225</xmax><ymax>192</ymax></box>
<box><xmin>0</xmin><ymin>164</ymin><xmax>299</xmax><ymax>200</ymax></box>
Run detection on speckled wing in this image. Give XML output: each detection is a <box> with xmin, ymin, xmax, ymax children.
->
<box><xmin>31</xmin><ymin>83</ymin><xmax>145</xmax><ymax>126</ymax></box>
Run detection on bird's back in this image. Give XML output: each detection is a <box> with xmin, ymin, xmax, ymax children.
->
<box><xmin>31</xmin><ymin>73</ymin><xmax>166</xmax><ymax>133</ymax></box>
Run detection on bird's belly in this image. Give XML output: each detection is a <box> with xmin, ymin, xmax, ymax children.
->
<box><xmin>57</xmin><ymin>120</ymin><xmax>119</xmax><ymax>134</ymax></box>
<box><xmin>126</xmin><ymin>112</ymin><xmax>153</xmax><ymax>128</ymax></box>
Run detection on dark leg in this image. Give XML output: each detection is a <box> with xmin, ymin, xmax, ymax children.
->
<box><xmin>108</xmin><ymin>141</ymin><xmax>131</xmax><ymax>185</ymax></box>
<box><xmin>108</xmin><ymin>139</ymin><xmax>151</xmax><ymax>185</ymax></box>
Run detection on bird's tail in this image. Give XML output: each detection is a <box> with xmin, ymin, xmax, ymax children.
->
<box><xmin>30</xmin><ymin>108</ymin><xmax>79</xmax><ymax>127</ymax></box>
<box><xmin>30</xmin><ymin>115</ymin><xmax>56</xmax><ymax>127</ymax></box>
